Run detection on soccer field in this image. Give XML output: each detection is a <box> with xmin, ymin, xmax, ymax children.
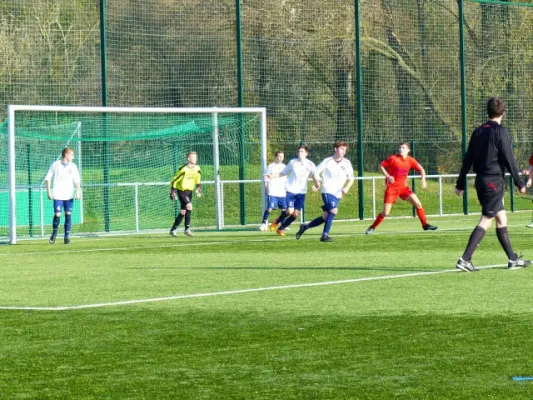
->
<box><xmin>1</xmin><ymin>213</ymin><xmax>533</xmax><ymax>399</ymax></box>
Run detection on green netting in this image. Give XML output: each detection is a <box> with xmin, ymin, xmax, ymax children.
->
<box><xmin>1</xmin><ymin>110</ymin><xmax>264</xmax><ymax>239</ymax></box>
<box><xmin>1</xmin><ymin>0</ymin><xmax>533</xmax><ymax>240</ymax></box>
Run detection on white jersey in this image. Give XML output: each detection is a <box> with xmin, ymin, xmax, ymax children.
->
<box><xmin>266</xmin><ymin>162</ymin><xmax>287</xmax><ymax>197</ymax></box>
<box><xmin>45</xmin><ymin>160</ymin><xmax>80</xmax><ymax>200</ymax></box>
<box><xmin>282</xmin><ymin>158</ymin><xmax>317</xmax><ymax>194</ymax></box>
<box><xmin>315</xmin><ymin>156</ymin><xmax>354</xmax><ymax>198</ymax></box>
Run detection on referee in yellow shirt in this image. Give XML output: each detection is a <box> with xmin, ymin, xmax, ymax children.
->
<box><xmin>169</xmin><ymin>151</ymin><xmax>202</xmax><ymax>237</ymax></box>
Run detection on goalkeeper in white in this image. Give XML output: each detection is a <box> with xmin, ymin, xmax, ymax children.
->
<box><xmin>45</xmin><ymin>147</ymin><xmax>81</xmax><ymax>244</ymax></box>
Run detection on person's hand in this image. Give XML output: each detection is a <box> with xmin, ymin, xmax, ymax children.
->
<box><xmin>312</xmin><ymin>184</ymin><xmax>320</xmax><ymax>192</ymax></box>
<box><xmin>455</xmin><ymin>188</ymin><xmax>464</xmax><ymax>197</ymax></box>
<box><xmin>386</xmin><ymin>176</ymin><xmax>395</xmax><ymax>184</ymax></box>
<box><xmin>170</xmin><ymin>189</ymin><xmax>177</xmax><ymax>201</ymax></box>
<box><xmin>47</xmin><ymin>192</ymin><xmax>53</xmax><ymax>200</ymax></box>
<box><xmin>527</xmin><ymin>178</ymin><xmax>532</xmax><ymax>189</ymax></box>
<box><xmin>75</xmin><ymin>192</ymin><xmax>81</xmax><ymax>200</ymax></box>
<box><xmin>520</xmin><ymin>186</ymin><xmax>527</xmax><ymax>195</ymax></box>
<box><xmin>421</xmin><ymin>179</ymin><xmax>427</xmax><ymax>189</ymax></box>
<box><xmin>341</xmin><ymin>187</ymin><xmax>349</xmax><ymax>195</ymax></box>
<box><xmin>196</xmin><ymin>188</ymin><xmax>202</xmax><ymax>198</ymax></box>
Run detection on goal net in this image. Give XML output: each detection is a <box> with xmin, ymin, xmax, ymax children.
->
<box><xmin>4</xmin><ymin>106</ymin><xmax>267</xmax><ymax>244</ymax></box>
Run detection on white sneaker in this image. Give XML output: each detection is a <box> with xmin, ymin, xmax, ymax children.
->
<box><xmin>184</xmin><ymin>229</ymin><xmax>193</xmax><ymax>237</ymax></box>
<box><xmin>259</xmin><ymin>223</ymin><xmax>267</xmax><ymax>231</ymax></box>
<box><xmin>526</xmin><ymin>221</ymin><xmax>533</xmax><ymax>228</ymax></box>
<box><xmin>170</xmin><ymin>229</ymin><xmax>177</xmax><ymax>237</ymax></box>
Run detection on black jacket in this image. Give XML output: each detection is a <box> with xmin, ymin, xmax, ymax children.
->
<box><xmin>456</xmin><ymin>120</ymin><xmax>524</xmax><ymax>191</ymax></box>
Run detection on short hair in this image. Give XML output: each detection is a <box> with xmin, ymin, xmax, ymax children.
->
<box><xmin>399</xmin><ymin>141</ymin><xmax>410</xmax><ymax>149</ymax></box>
<box><xmin>275</xmin><ymin>150</ymin><xmax>284</xmax><ymax>156</ymax></box>
<box><xmin>297</xmin><ymin>145</ymin><xmax>309</xmax><ymax>153</ymax></box>
<box><xmin>335</xmin><ymin>141</ymin><xmax>349</xmax><ymax>149</ymax></box>
<box><xmin>187</xmin><ymin>151</ymin><xmax>197</xmax><ymax>157</ymax></box>
<box><xmin>487</xmin><ymin>96</ymin><xmax>505</xmax><ymax>118</ymax></box>
<box><xmin>62</xmin><ymin>147</ymin><xmax>73</xmax><ymax>157</ymax></box>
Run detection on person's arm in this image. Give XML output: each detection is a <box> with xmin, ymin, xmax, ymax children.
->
<box><xmin>499</xmin><ymin>128</ymin><xmax>525</xmax><ymax>191</ymax></box>
<box><xmin>312</xmin><ymin>160</ymin><xmax>325</xmax><ymax>192</ymax></box>
<box><xmin>195</xmin><ymin>168</ymin><xmax>202</xmax><ymax>197</ymax></box>
<box><xmin>455</xmin><ymin>131</ymin><xmax>475</xmax><ymax>195</ymax></box>
<box><xmin>45</xmin><ymin>164</ymin><xmax>54</xmax><ymax>200</ymax></box>
<box><xmin>342</xmin><ymin>162</ymin><xmax>355</xmax><ymax>194</ymax></box>
<box><xmin>413</xmin><ymin>159</ymin><xmax>427</xmax><ymax>189</ymax></box>
<box><xmin>528</xmin><ymin>164</ymin><xmax>533</xmax><ymax>189</ymax></box>
<box><xmin>379</xmin><ymin>160</ymin><xmax>394</xmax><ymax>184</ymax></box>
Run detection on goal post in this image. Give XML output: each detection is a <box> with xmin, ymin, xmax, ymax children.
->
<box><xmin>6</xmin><ymin>105</ymin><xmax>267</xmax><ymax>244</ymax></box>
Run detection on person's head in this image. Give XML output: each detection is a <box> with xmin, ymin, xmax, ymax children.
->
<box><xmin>62</xmin><ymin>147</ymin><xmax>74</xmax><ymax>162</ymax></box>
<box><xmin>274</xmin><ymin>150</ymin><xmax>284</xmax><ymax>163</ymax></box>
<box><xmin>487</xmin><ymin>96</ymin><xmax>505</xmax><ymax>119</ymax></box>
<box><xmin>334</xmin><ymin>141</ymin><xmax>349</xmax><ymax>159</ymax></box>
<box><xmin>398</xmin><ymin>142</ymin><xmax>410</xmax><ymax>157</ymax></box>
<box><xmin>296</xmin><ymin>145</ymin><xmax>309</xmax><ymax>160</ymax></box>
<box><xmin>187</xmin><ymin>151</ymin><xmax>197</xmax><ymax>165</ymax></box>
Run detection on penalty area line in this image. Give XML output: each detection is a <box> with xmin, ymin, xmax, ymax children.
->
<box><xmin>0</xmin><ymin>263</ymin><xmax>506</xmax><ymax>311</ymax></box>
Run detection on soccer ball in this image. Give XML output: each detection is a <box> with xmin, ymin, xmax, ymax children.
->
<box><xmin>259</xmin><ymin>223</ymin><xmax>267</xmax><ymax>231</ymax></box>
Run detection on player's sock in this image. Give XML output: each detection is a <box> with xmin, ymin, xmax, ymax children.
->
<box><xmin>184</xmin><ymin>210</ymin><xmax>192</xmax><ymax>230</ymax></box>
<box><xmin>307</xmin><ymin>216</ymin><xmax>325</xmax><ymax>229</ymax></box>
<box><xmin>172</xmin><ymin>214</ymin><xmax>184</xmax><ymax>230</ymax></box>
<box><xmin>52</xmin><ymin>215</ymin><xmax>60</xmax><ymax>233</ymax></box>
<box><xmin>371</xmin><ymin>213</ymin><xmax>385</xmax><ymax>229</ymax></box>
<box><xmin>280</xmin><ymin>215</ymin><xmax>295</xmax><ymax>230</ymax></box>
<box><xmin>496</xmin><ymin>226</ymin><xmax>515</xmax><ymax>260</ymax></box>
<box><xmin>322</xmin><ymin>212</ymin><xmax>336</xmax><ymax>236</ymax></box>
<box><xmin>262</xmin><ymin>210</ymin><xmax>270</xmax><ymax>224</ymax></box>
<box><xmin>416</xmin><ymin>207</ymin><xmax>428</xmax><ymax>226</ymax></box>
<box><xmin>462</xmin><ymin>226</ymin><xmax>486</xmax><ymax>261</ymax></box>
<box><xmin>64</xmin><ymin>214</ymin><xmax>72</xmax><ymax>237</ymax></box>
<box><xmin>277</xmin><ymin>211</ymin><xmax>286</xmax><ymax>224</ymax></box>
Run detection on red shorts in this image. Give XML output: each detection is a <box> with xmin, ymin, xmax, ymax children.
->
<box><xmin>384</xmin><ymin>186</ymin><xmax>413</xmax><ymax>204</ymax></box>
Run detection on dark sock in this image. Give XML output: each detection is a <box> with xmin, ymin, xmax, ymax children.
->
<box><xmin>262</xmin><ymin>210</ymin><xmax>270</xmax><ymax>224</ymax></box>
<box><xmin>323</xmin><ymin>213</ymin><xmax>335</xmax><ymax>236</ymax></box>
<box><xmin>172</xmin><ymin>214</ymin><xmax>184</xmax><ymax>230</ymax></box>
<box><xmin>280</xmin><ymin>215</ymin><xmax>296</xmax><ymax>230</ymax></box>
<box><xmin>185</xmin><ymin>210</ymin><xmax>192</xmax><ymax>230</ymax></box>
<box><xmin>462</xmin><ymin>226</ymin><xmax>486</xmax><ymax>261</ymax></box>
<box><xmin>307</xmin><ymin>216</ymin><xmax>325</xmax><ymax>229</ymax></box>
<box><xmin>496</xmin><ymin>227</ymin><xmax>516</xmax><ymax>260</ymax></box>
<box><xmin>277</xmin><ymin>211</ymin><xmax>286</xmax><ymax>224</ymax></box>
<box><xmin>52</xmin><ymin>215</ymin><xmax>60</xmax><ymax>233</ymax></box>
<box><xmin>64</xmin><ymin>214</ymin><xmax>72</xmax><ymax>237</ymax></box>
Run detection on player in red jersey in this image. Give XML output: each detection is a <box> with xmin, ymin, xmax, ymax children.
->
<box><xmin>366</xmin><ymin>142</ymin><xmax>437</xmax><ymax>234</ymax></box>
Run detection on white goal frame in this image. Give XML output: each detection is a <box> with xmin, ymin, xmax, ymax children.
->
<box><xmin>7</xmin><ymin>105</ymin><xmax>268</xmax><ymax>244</ymax></box>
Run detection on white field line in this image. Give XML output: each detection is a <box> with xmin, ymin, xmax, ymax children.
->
<box><xmin>0</xmin><ymin>264</ymin><xmax>506</xmax><ymax>311</ymax></box>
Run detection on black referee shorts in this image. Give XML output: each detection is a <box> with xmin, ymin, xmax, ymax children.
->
<box><xmin>177</xmin><ymin>190</ymin><xmax>193</xmax><ymax>210</ymax></box>
<box><xmin>475</xmin><ymin>175</ymin><xmax>505</xmax><ymax>217</ymax></box>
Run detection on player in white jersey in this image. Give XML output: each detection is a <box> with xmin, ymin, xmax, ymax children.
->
<box><xmin>45</xmin><ymin>147</ymin><xmax>81</xmax><ymax>244</ymax></box>
<box><xmin>268</xmin><ymin>145</ymin><xmax>316</xmax><ymax>236</ymax></box>
<box><xmin>259</xmin><ymin>151</ymin><xmax>287</xmax><ymax>231</ymax></box>
<box><xmin>296</xmin><ymin>141</ymin><xmax>354</xmax><ymax>242</ymax></box>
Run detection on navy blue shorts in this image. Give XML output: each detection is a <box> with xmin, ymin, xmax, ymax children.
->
<box><xmin>286</xmin><ymin>192</ymin><xmax>306</xmax><ymax>211</ymax></box>
<box><xmin>53</xmin><ymin>199</ymin><xmax>74</xmax><ymax>214</ymax></box>
<box><xmin>321</xmin><ymin>193</ymin><xmax>340</xmax><ymax>212</ymax></box>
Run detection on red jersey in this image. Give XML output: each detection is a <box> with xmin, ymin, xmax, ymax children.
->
<box><xmin>529</xmin><ymin>154</ymin><xmax>533</xmax><ymax>167</ymax></box>
<box><xmin>381</xmin><ymin>154</ymin><xmax>422</xmax><ymax>188</ymax></box>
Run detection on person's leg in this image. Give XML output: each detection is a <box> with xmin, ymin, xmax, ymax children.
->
<box><xmin>366</xmin><ymin>203</ymin><xmax>392</xmax><ymax>233</ymax></box>
<box><xmin>50</xmin><ymin>200</ymin><xmax>62</xmax><ymax>244</ymax></box>
<box><xmin>184</xmin><ymin>202</ymin><xmax>193</xmax><ymax>235</ymax></box>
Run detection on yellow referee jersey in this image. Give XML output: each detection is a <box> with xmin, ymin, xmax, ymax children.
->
<box><xmin>170</xmin><ymin>164</ymin><xmax>201</xmax><ymax>191</ymax></box>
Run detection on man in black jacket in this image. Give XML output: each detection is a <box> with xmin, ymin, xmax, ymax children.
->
<box><xmin>455</xmin><ymin>96</ymin><xmax>530</xmax><ymax>272</ymax></box>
